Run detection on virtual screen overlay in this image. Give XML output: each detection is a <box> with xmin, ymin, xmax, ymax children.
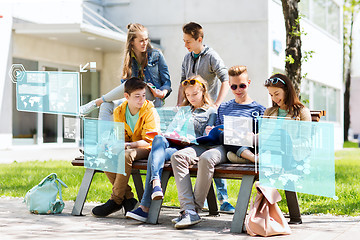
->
<box><xmin>16</xmin><ymin>71</ymin><xmax>80</xmax><ymax>116</ymax></box>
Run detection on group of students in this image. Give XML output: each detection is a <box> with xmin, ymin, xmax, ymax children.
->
<box><xmin>80</xmin><ymin>22</ymin><xmax>311</xmax><ymax>229</ymax></box>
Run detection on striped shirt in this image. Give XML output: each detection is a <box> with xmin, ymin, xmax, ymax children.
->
<box><xmin>216</xmin><ymin>99</ymin><xmax>266</xmax><ymax>127</ymax></box>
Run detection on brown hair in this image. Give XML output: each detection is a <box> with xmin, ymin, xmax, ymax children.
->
<box><xmin>181</xmin><ymin>76</ymin><xmax>213</xmax><ymax>108</ymax></box>
<box><xmin>264</xmin><ymin>73</ymin><xmax>304</xmax><ymax>118</ymax></box>
<box><xmin>122</xmin><ymin>23</ymin><xmax>152</xmax><ymax>79</ymax></box>
<box><xmin>124</xmin><ymin>77</ymin><xmax>147</xmax><ymax>95</ymax></box>
<box><xmin>228</xmin><ymin>65</ymin><xmax>249</xmax><ymax>79</ymax></box>
<box><xmin>182</xmin><ymin>22</ymin><xmax>204</xmax><ymax>40</ymax></box>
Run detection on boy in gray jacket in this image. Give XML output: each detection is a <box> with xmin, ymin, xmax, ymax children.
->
<box><xmin>175</xmin><ymin>22</ymin><xmax>235</xmax><ymax>217</ymax></box>
<box><xmin>177</xmin><ymin>22</ymin><xmax>229</xmax><ymax>108</ymax></box>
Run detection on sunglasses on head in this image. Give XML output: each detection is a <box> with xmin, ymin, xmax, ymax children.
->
<box><xmin>265</xmin><ymin>77</ymin><xmax>286</xmax><ymax>85</ymax></box>
<box><xmin>182</xmin><ymin>79</ymin><xmax>204</xmax><ymax>87</ymax></box>
<box><xmin>230</xmin><ymin>83</ymin><xmax>247</xmax><ymax>90</ymax></box>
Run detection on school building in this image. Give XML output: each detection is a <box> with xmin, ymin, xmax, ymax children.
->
<box><xmin>0</xmin><ymin>0</ymin><xmax>344</xmax><ymax>152</ymax></box>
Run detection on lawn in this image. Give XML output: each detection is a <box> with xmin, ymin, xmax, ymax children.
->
<box><xmin>1</xmin><ymin>149</ymin><xmax>360</xmax><ymax>216</ymax></box>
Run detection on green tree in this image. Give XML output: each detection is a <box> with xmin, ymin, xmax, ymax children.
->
<box><xmin>343</xmin><ymin>0</ymin><xmax>360</xmax><ymax>141</ymax></box>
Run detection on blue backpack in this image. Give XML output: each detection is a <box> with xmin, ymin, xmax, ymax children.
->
<box><xmin>24</xmin><ymin>173</ymin><xmax>68</xmax><ymax>214</ymax></box>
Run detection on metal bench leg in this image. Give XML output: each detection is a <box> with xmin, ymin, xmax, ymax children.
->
<box><xmin>285</xmin><ymin>190</ymin><xmax>302</xmax><ymax>224</ymax></box>
<box><xmin>71</xmin><ymin>168</ymin><xmax>96</xmax><ymax>216</ymax></box>
<box><xmin>207</xmin><ymin>181</ymin><xmax>219</xmax><ymax>215</ymax></box>
<box><xmin>132</xmin><ymin>169</ymin><xmax>144</xmax><ymax>201</ymax></box>
<box><xmin>147</xmin><ymin>170</ymin><xmax>171</xmax><ymax>224</ymax></box>
<box><xmin>230</xmin><ymin>175</ymin><xmax>255</xmax><ymax>233</ymax></box>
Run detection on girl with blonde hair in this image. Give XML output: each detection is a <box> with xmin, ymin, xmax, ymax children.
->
<box><xmin>80</xmin><ymin>23</ymin><xmax>172</xmax><ymax>119</ymax></box>
<box><xmin>126</xmin><ymin>76</ymin><xmax>217</xmax><ymax>223</ymax></box>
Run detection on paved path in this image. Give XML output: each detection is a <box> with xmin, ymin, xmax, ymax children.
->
<box><xmin>1</xmin><ymin>197</ymin><xmax>360</xmax><ymax>240</ymax></box>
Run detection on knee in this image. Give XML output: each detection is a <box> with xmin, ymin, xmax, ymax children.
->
<box><xmin>153</xmin><ymin>135</ymin><xmax>168</xmax><ymax>147</ymax></box>
<box><xmin>124</xmin><ymin>150</ymin><xmax>135</xmax><ymax>165</ymax></box>
<box><xmin>99</xmin><ymin>101</ymin><xmax>113</xmax><ymax>110</ymax></box>
<box><xmin>170</xmin><ymin>152</ymin><xmax>186</xmax><ymax>168</ymax></box>
<box><xmin>199</xmin><ymin>153</ymin><xmax>217</xmax><ymax>169</ymax></box>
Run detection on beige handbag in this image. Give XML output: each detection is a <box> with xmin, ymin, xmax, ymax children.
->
<box><xmin>245</xmin><ymin>183</ymin><xmax>291</xmax><ymax>237</ymax></box>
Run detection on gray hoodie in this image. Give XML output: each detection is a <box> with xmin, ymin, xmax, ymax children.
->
<box><xmin>181</xmin><ymin>45</ymin><xmax>229</xmax><ymax>102</ymax></box>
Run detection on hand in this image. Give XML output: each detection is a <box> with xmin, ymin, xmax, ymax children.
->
<box><xmin>179</xmin><ymin>136</ymin><xmax>190</xmax><ymax>145</ymax></box>
<box><xmin>125</xmin><ymin>142</ymin><xmax>132</xmax><ymax>149</ymax></box>
<box><xmin>214</xmin><ymin>102</ymin><xmax>220</xmax><ymax>108</ymax></box>
<box><xmin>147</xmin><ymin>83</ymin><xmax>165</xmax><ymax>99</ymax></box>
<box><xmin>94</xmin><ymin>98</ymin><xmax>104</xmax><ymax>106</ymax></box>
<box><xmin>205</xmin><ymin>126</ymin><xmax>214</xmax><ymax>135</ymax></box>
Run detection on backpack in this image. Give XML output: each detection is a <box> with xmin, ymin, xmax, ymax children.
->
<box><xmin>245</xmin><ymin>183</ymin><xmax>291</xmax><ymax>237</ymax></box>
<box><xmin>24</xmin><ymin>173</ymin><xmax>68</xmax><ymax>214</ymax></box>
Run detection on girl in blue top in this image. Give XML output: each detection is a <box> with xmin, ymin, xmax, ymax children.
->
<box><xmin>80</xmin><ymin>23</ymin><xmax>172</xmax><ymax>119</ymax></box>
<box><xmin>126</xmin><ymin>76</ymin><xmax>216</xmax><ymax>223</ymax></box>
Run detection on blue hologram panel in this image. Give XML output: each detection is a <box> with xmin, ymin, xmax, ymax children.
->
<box><xmin>223</xmin><ymin>115</ymin><xmax>253</xmax><ymax>147</ymax></box>
<box><xmin>258</xmin><ymin>117</ymin><xmax>336</xmax><ymax>198</ymax></box>
<box><xmin>84</xmin><ymin>119</ymin><xmax>125</xmax><ymax>175</ymax></box>
<box><xmin>156</xmin><ymin>106</ymin><xmax>197</xmax><ymax>143</ymax></box>
<box><xmin>155</xmin><ymin>107</ymin><xmax>178</xmax><ymax>133</ymax></box>
<box><xmin>16</xmin><ymin>71</ymin><xmax>80</xmax><ymax>115</ymax></box>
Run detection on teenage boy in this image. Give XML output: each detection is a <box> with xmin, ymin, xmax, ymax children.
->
<box><xmin>170</xmin><ymin>65</ymin><xmax>265</xmax><ymax>229</ymax></box>
<box><xmin>177</xmin><ymin>22</ymin><xmax>229</xmax><ymax>108</ymax></box>
<box><xmin>92</xmin><ymin>77</ymin><xmax>160</xmax><ymax>217</ymax></box>
<box><xmin>177</xmin><ymin>21</ymin><xmax>234</xmax><ymax>212</ymax></box>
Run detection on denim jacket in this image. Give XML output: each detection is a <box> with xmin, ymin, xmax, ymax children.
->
<box><xmin>123</xmin><ymin>48</ymin><xmax>172</xmax><ymax>107</ymax></box>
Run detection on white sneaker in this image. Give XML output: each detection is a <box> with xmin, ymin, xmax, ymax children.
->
<box><xmin>174</xmin><ymin>210</ymin><xmax>201</xmax><ymax>229</ymax></box>
<box><xmin>80</xmin><ymin>100</ymin><xmax>98</xmax><ymax>116</ymax></box>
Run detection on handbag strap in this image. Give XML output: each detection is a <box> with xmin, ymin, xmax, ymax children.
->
<box><xmin>56</xmin><ymin>180</ymin><xmax>63</xmax><ymax>201</ymax></box>
<box><xmin>56</xmin><ymin>178</ymin><xmax>68</xmax><ymax>188</ymax></box>
<box><xmin>38</xmin><ymin>173</ymin><xmax>58</xmax><ymax>186</ymax></box>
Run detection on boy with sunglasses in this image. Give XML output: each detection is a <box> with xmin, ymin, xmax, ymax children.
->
<box><xmin>216</xmin><ymin>65</ymin><xmax>266</xmax><ymax>163</ymax></box>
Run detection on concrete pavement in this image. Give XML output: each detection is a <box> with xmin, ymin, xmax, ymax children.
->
<box><xmin>1</xmin><ymin>197</ymin><xmax>360</xmax><ymax>240</ymax></box>
<box><xmin>1</xmin><ymin>147</ymin><xmax>360</xmax><ymax>239</ymax></box>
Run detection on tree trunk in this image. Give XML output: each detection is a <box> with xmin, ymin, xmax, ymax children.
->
<box><xmin>281</xmin><ymin>0</ymin><xmax>302</xmax><ymax>95</ymax></box>
<box><xmin>343</xmin><ymin>7</ymin><xmax>355</xmax><ymax>141</ymax></box>
<box><xmin>344</xmin><ymin>70</ymin><xmax>351</xmax><ymax>141</ymax></box>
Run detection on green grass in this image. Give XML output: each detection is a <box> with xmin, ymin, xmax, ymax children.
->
<box><xmin>1</xmin><ymin>149</ymin><xmax>360</xmax><ymax>216</ymax></box>
<box><xmin>343</xmin><ymin>141</ymin><xmax>359</xmax><ymax>148</ymax></box>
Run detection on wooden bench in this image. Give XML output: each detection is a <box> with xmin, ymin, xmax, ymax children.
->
<box><xmin>71</xmin><ymin>110</ymin><xmax>326</xmax><ymax>233</ymax></box>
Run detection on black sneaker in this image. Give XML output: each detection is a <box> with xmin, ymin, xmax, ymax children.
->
<box><xmin>92</xmin><ymin>199</ymin><xmax>123</xmax><ymax>217</ymax></box>
<box><xmin>123</xmin><ymin>197</ymin><xmax>138</xmax><ymax>215</ymax></box>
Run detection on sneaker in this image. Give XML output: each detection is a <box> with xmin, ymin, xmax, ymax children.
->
<box><xmin>91</xmin><ymin>199</ymin><xmax>122</xmax><ymax>217</ymax></box>
<box><xmin>174</xmin><ymin>210</ymin><xmax>201</xmax><ymax>229</ymax></box>
<box><xmin>80</xmin><ymin>100</ymin><xmax>98</xmax><ymax>116</ymax></box>
<box><xmin>171</xmin><ymin>211</ymin><xmax>186</xmax><ymax>224</ymax></box>
<box><xmin>227</xmin><ymin>151</ymin><xmax>251</xmax><ymax>164</ymax></box>
<box><xmin>220</xmin><ymin>201</ymin><xmax>235</xmax><ymax>213</ymax></box>
<box><xmin>123</xmin><ymin>197</ymin><xmax>138</xmax><ymax>214</ymax></box>
<box><xmin>151</xmin><ymin>186</ymin><xmax>164</xmax><ymax>200</ymax></box>
<box><xmin>126</xmin><ymin>207</ymin><xmax>148</xmax><ymax>222</ymax></box>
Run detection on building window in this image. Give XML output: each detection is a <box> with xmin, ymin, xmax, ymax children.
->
<box><xmin>299</xmin><ymin>0</ymin><xmax>340</xmax><ymax>39</ymax></box>
<box><xmin>300</xmin><ymin>79</ymin><xmax>340</xmax><ymax>122</ymax></box>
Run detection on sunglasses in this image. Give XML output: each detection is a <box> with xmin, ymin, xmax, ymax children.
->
<box><xmin>265</xmin><ymin>77</ymin><xmax>286</xmax><ymax>85</ymax></box>
<box><xmin>182</xmin><ymin>79</ymin><xmax>204</xmax><ymax>87</ymax></box>
<box><xmin>230</xmin><ymin>83</ymin><xmax>247</xmax><ymax>90</ymax></box>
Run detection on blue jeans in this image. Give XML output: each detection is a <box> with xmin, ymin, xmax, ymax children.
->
<box><xmin>214</xmin><ymin>178</ymin><xmax>228</xmax><ymax>201</ymax></box>
<box><xmin>140</xmin><ymin>135</ymin><xmax>178</xmax><ymax>208</ymax></box>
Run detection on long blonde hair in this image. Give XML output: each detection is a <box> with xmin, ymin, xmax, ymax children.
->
<box><xmin>181</xmin><ymin>76</ymin><xmax>213</xmax><ymax>108</ymax></box>
<box><xmin>122</xmin><ymin>23</ymin><xmax>152</xmax><ymax>79</ymax></box>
